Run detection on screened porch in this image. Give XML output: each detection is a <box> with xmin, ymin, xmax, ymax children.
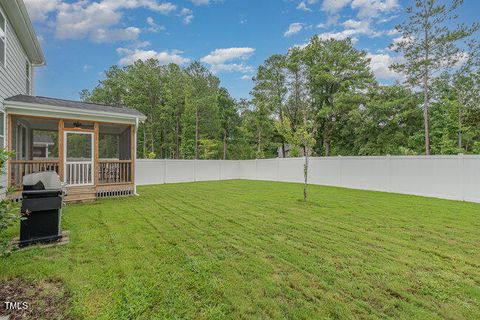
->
<box><xmin>9</xmin><ymin>115</ymin><xmax>134</xmax><ymax>190</ymax></box>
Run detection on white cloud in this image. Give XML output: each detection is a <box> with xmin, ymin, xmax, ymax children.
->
<box><xmin>146</xmin><ymin>16</ymin><xmax>165</xmax><ymax>32</ymax></box>
<box><xmin>179</xmin><ymin>8</ymin><xmax>194</xmax><ymax>24</ymax></box>
<box><xmin>284</xmin><ymin>22</ymin><xmax>304</xmax><ymax>37</ymax></box>
<box><xmin>211</xmin><ymin>63</ymin><xmax>253</xmax><ymax>74</ymax></box>
<box><xmin>102</xmin><ymin>0</ymin><xmax>176</xmax><ymax>14</ymax></box>
<box><xmin>297</xmin><ymin>2</ymin><xmax>312</xmax><ymax>12</ymax></box>
<box><xmin>201</xmin><ymin>47</ymin><xmax>255</xmax><ymax>64</ymax></box>
<box><xmin>317</xmin><ymin>29</ymin><xmax>358</xmax><ymax>42</ymax></box>
<box><xmin>241</xmin><ymin>75</ymin><xmax>253</xmax><ymax>81</ymax></box>
<box><xmin>321</xmin><ymin>0</ymin><xmax>351</xmax><ymax>13</ymax></box>
<box><xmin>351</xmin><ymin>0</ymin><xmax>399</xmax><ymax>19</ymax></box>
<box><xmin>24</xmin><ymin>0</ymin><xmax>61</xmax><ymax>22</ymax></box>
<box><xmin>189</xmin><ymin>0</ymin><xmax>210</xmax><ymax>5</ymax></box>
<box><xmin>367</xmin><ymin>52</ymin><xmax>402</xmax><ymax>81</ymax></box>
<box><xmin>321</xmin><ymin>0</ymin><xmax>398</xmax><ymax>18</ymax></box>
<box><xmin>83</xmin><ymin>64</ymin><xmax>92</xmax><ymax>72</ymax></box>
<box><xmin>201</xmin><ymin>47</ymin><xmax>255</xmax><ymax>74</ymax></box>
<box><xmin>317</xmin><ymin>18</ymin><xmax>388</xmax><ymax>43</ymax></box>
<box><xmin>25</xmin><ymin>0</ymin><xmax>177</xmax><ymax>43</ymax></box>
<box><xmin>117</xmin><ymin>48</ymin><xmax>190</xmax><ymax>65</ymax></box>
<box><xmin>90</xmin><ymin>27</ymin><xmax>141</xmax><ymax>43</ymax></box>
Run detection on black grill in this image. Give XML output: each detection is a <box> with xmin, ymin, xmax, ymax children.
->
<box><xmin>19</xmin><ymin>172</ymin><xmax>64</xmax><ymax>247</ymax></box>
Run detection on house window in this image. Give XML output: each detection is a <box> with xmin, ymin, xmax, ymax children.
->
<box><xmin>0</xmin><ymin>9</ymin><xmax>5</xmax><ymax>67</ymax></box>
<box><xmin>25</xmin><ymin>61</ymin><xmax>31</xmax><ymax>94</ymax></box>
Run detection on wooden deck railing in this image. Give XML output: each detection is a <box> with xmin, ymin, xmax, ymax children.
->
<box><xmin>98</xmin><ymin>160</ymin><xmax>132</xmax><ymax>184</ymax></box>
<box><xmin>9</xmin><ymin>159</ymin><xmax>132</xmax><ymax>188</ymax></box>
<box><xmin>10</xmin><ymin>160</ymin><xmax>60</xmax><ymax>188</ymax></box>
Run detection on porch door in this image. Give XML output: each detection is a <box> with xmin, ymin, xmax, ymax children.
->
<box><xmin>64</xmin><ymin>131</ymin><xmax>94</xmax><ymax>186</ymax></box>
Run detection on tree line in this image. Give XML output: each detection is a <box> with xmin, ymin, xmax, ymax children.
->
<box><xmin>81</xmin><ymin>0</ymin><xmax>480</xmax><ymax>160</ymax></box>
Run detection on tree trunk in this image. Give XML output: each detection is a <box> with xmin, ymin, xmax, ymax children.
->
<box><xmin>195</xmin><ymin>107</ymin><xmax>199</xmax><ymax>159</ymax></box>
<box><xmin>257</xmin><ymin>130</ymin><xmax>261</xmax><ymax>157</ymax></box>
<box><xmin>279</xmin><ymin>112</ymin><xmax>286</xmax><ymax>158</ymax></box>
<box><xmin>324</xmin><ymin>138</ymin><xmax>330</xmax><ymax>157</ymax></box>
<box><xmin>143</xmin><ymin>125</ymin><xmax>146</xmax><ymax>158</ymax></box>
<box><xmin>175</xmin><ymin>119</ymin><xmax>180</xmax><ymax>159</ymax></box>
<box><xmin>423</xmin><ymin>11</ymin><xmax>430</xmax><ymax>156</ymax></box>
<box><xmin>223</xmin><ymin>129</ymin><xmax>227</xmax><ymax>160</ymax></box>
<box><xmin>458</xmin><ymin>104</ymin><xmax>463</xmax><ymax>151</ymax></box>
<box><xmin>423</xmin><ymin>75</ymin><xmax>430</xmax><ymax>155</ymax></box>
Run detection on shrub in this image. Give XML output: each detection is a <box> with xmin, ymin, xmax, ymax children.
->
<box><xmin>0</xmin><ymin>149</ymin><xmax>18</xmax><ymax>255</ymax></box>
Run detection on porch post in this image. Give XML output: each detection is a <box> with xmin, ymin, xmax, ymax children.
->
<box><xmin>7</xmin><ymin>114</ymin><xmax>12</xmax><ymax>188</ymax></box>
<box><xmin>94</xmin><ymin>122</ymin><xmax>99</xmax><ymax>186</ymax></box>
<box><xmin>131</xmin><ymin>124</ymin><xmax>135</xmax><ymax>192</ymax></box>
<box><xmin>58</xmin><ymin>119</ymin><xmax>64</xmax><ymax>181</ymax></box>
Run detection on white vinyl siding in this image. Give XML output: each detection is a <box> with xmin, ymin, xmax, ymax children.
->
<box><xmin>0</xmin><ymin>9</ymin><xmax>5</xmax><ymax>67</ymax></box>
<box><xmin>0</xmin><ymin>3</ymin><xmax>32</xmax><ymax>192</ymax></box>
<box><xmin>0</xmin><ymin>4</ymin><xmax>31</xmax><ymax>106</ymax></box>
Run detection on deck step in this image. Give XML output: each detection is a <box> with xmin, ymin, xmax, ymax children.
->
<box><xmin>65</xmin><ymin>186</ymin><xmax>96</xmax><ymax>203</ymax></box>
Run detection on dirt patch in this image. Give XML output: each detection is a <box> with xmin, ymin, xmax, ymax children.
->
<box><xmin>0</xmin><ymin>278</ymin><xmax>72</xmax><ymax>320</ymax></box>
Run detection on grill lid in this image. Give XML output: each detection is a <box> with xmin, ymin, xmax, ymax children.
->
<box><xmin>22</xmin><ymin>171</ymin><xmax>63</xmax><ymax>190</ymax></box>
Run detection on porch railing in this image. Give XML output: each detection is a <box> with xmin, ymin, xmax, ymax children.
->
<box><xmin>98</xmin><ymin>160</ymin><xmax>132</xmax><ymax>184</ymax></box>
<box><xmin>65</xmin><ymin>162</ymin><xmax>93</xmax><ymax>185</ymax></box>
<box><xmin>9</xmin><ymin>159</ymin><xmax>133</xmax><ymax>188</ymax></box>
<box><xmin>10</xmin><ymin>160</ymin><xmax>60</xmax><ymax>188</ymax></box>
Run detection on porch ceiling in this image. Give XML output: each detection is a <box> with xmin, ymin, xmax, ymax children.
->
<box><xmin>5</xmin><ymin>95</ymin><xmax>146</xmax><ymax>125</ymax></box>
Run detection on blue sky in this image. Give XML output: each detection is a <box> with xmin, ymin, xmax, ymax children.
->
<box><xmin>25</xmin><ymin>0</ymin><xmax>479</xmax><ymax>101</ymax></box>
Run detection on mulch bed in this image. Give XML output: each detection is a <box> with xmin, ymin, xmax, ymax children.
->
<box><xmin>0</xmin><ymin>278</ymin><xmax>72</xmax><ymax>320</ymax></box>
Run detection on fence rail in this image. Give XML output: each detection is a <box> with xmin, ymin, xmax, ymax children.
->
<box><xmin>135</xmin><ymin>156</ymin><xmax>480</xmax><ymax>203</ymax></box>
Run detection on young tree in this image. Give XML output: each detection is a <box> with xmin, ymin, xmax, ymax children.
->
<box><xmin>0</xmin><ymin>150</ymin><xmax>18</xmax><ymax>255</ymax></box>
<box><xmin>391</xmin><ymin>0</ymin><xmax>478</xmax><ymax>155</ymax></box>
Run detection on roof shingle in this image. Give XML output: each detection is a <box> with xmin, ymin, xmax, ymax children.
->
<box><xmin>6</xmin><ymin>95</ymin><xmax>145</xmax><ymax>118</ymax></box>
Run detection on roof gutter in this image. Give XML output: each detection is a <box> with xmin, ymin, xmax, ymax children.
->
<box><xmin>14</xmin><ymin>0</ymin><xmax>45</xmax><ymax>66</ymax></box>
<box><xmin>5</xmin><ymin>100</ymin><xmax>147</xmax><ymax>122</ymax></box>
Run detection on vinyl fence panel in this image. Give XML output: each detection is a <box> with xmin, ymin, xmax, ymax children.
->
<box><xmin>136</xmin><ymin>155</ymin><xmax>480</xmax><ymax>203</ymax></box>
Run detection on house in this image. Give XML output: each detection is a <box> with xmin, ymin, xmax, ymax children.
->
<box><xmin>0</xmin><ymin>0</ymin><xmax>146</xmax><ymax>202</ymax></box>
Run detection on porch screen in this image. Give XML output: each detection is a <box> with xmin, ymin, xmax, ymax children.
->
<box><xmin>99</xmin><ymin>124</ymin><xmax>131</xmax><ymax>160</ymax></box>
<box><xmin>98</xmin><ymin>124</ymin><xmax>132</xmax><ymax>184</ymax></box>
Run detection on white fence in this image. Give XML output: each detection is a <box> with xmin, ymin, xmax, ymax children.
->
<box><xmin>136</xmin><ymin>155</ymin><xmax>480</xmax><ymax>203</ymax></box>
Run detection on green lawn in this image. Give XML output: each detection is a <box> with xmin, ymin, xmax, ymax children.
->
<box><xmin>1</xmin><ymin>180</ymin><xmax>480</xmax><ymax>319</ymax></box>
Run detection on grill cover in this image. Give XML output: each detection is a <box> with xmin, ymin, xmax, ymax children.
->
<box><xmin>20</xmin><ymin>172</ymin><xmax>64</xmax><ymax>247</ymax></box>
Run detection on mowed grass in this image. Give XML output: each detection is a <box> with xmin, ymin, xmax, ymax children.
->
<box><xmin>1</xmin><ymin>180</ymin><xmax>480</xmax><ymax>319</ymax></box>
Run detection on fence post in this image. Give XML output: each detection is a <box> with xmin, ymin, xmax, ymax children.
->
<box><xmin>164</xmin><ymin>159</ymin><xmax>167</xmax><ymax>184</ymax></box>
<box><xmin>458</xmin><ymin>153</ymin><xmax>464</xmax><ymax>201</ymax></box>
<box><xmin>255</xmin><ymin>158</ymin><xmax>258</xmax><ymax>180</ymax></box>
<box><xmin>219</xmin><ymin>160</ymin><xmax>222</xmax><ymax>181</ymax></box>
<box><xmin>276</xmin><ymin>157</ymin><xmax>280</xmax><ymax>181</ymax></box>
<box><xmin>338</xmin><ymin>155</ymin><xmax>343</xmax><ymax>187</ymax></box>
<box><xmin>386</xmin><ymin>154</ymin><xmax>392</xmax><ymax>192</ymax></box>
<box><xmin>193</xmin><ymin>159</ymin><xmax>197</xmax><ymax>182</ymax></box>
